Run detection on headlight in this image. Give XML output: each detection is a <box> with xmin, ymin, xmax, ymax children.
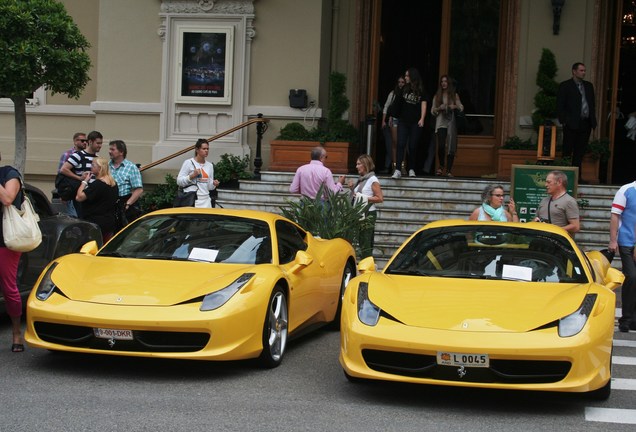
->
<box><xmin>200</xmin><ymin>273</ymin><xmax>254</xmax><ymax>311</ymax></box>
<box><xmin>357</xmin><ymin>282</ymin><xmax>381</xmax><ymax>326</ymax></box>
<box><xmin>558</xmin><ymin>294</ymin><xmax>597</xmax><ymax>337</ymax></box>
<box><xmin>35</xmin><ymin>262</ymin><xmax>59</xmax><ymax>301</ymax></box>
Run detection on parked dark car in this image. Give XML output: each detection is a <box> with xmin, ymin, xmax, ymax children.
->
<box><xmin>1</xmin><ymin>184</ymin><xmax>102</xmax><ymax>309</ymax></box>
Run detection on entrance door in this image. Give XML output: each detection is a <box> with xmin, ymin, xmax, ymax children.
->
<box><xmin>374</xmin><ymin>0</ymin><xmax>508</xmax><ymax>177</ymax></box>
<box><xmin>375</xmin><ymin>0</ymin><xmax>442</xmax><ymax>174</ymax></box>
<box><xmin>610</xmin><ymin>0</ymin><xmax>636</xmax><ymax>184</ymax></box>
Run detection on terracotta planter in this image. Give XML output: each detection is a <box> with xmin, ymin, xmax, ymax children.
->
<box><xmin>269</xmin><ymin>140</ymin><xmax>357</xmax><ymax>173</ymax></box>
<box><xmin>581</xmin><ymin>154</ymin><xmax>600</xmax><ymax>184</ymax></box>
<box><xmin>496</xmin><ymin>149</ymin><xmax>536</xmax><ymax>180</ymax></box>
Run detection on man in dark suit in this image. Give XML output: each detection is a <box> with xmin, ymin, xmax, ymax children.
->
<box><xmin>556</xmin><ymin>62</ymin><xmax>597</xmax><ymax>183</ymax></box>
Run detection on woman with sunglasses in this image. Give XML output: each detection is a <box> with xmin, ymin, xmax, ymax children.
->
<box><xmin>469</xmin><ymin>184</ymin><xmax>518</xmax><ymax>222</ymax></box>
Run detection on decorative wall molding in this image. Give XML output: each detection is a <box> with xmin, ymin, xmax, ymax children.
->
<box><xmin>90</xmin><ymin>101</ymin><xmax>163</xmax><ymax>114</ymax></box>
<box><xmin>160</xmin><ymin>0</ymin><xmax>254</xmax><ymax>15</ymax></box>
<box><xmin>156</xmin><ymin>0</ymin><xmax>256</xmax><ymax>161</ymax></box>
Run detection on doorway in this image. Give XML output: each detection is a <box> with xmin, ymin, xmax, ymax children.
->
<box><xmin>375</xmin><ymin>0</ymin><xmax>442</xmax><ymax>174</ymax></box>
<box><xmin>611</xmin><ymin>0</ymin><xmax>636</xmax><ymax>184</ymax></box>
<box><xmin>372</xmin><ymin>0</ymin><xmax>508</xmax><ymax>177</ymax></box>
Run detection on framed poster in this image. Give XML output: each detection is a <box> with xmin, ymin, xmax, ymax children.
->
<box><xmin>176</xmin><ymin>26</ymin><xmax>233</xmax><ymax>104</ymax></box>
<box><xmin>510</xmin><ymin>165</ymin><xmax>578</xmax><ymax>223</ymax></box>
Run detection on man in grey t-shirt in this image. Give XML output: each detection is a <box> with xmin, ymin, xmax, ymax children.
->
<box><xmin>534</xmin><ymin>170</ymin><xmax>580</xmax><ymax>237</ymax></box>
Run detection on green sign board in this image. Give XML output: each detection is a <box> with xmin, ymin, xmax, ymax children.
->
<box><xmin>510</xmin><ymin>165</ymin><xmax>578</xmax><ymax>223</ymax></box>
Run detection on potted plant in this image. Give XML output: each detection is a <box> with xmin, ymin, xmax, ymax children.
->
<box><xmin>215</xmin><ymin>153</ymin><xmax>253</xmax><ymax>189</ymax></box>
<box><xmin>581</xmin><ymin>138</ymin><xmax>610</xmax><ymax>184</ymax></box>
<box><xmin>270</xmin><ymin>71</ymin><xmax>359</xmax><ymax>173</ymax></box>
<box><xmin>532</xmin><ymin>48</ymin><xmax>559</xmax><ymax>129</ymax></box>
<box><xmin>497</xmin><ymin>136</ymin><xmax>536</xmax><ymax>180</ymax></box>
<box><xmin>279</xmin><ymin>185</ymin><xmax>373</xmax><ymax>258</ymax></box>
<box><xmin>138</xmin><ymin>174</ymin><xmax>178</xmax><ymax>214</ymax></box>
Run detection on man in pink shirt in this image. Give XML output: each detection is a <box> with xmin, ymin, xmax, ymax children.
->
<box><xmin>289</xmin><ymin>146</ymin><xmax>346</xmax><ymax>199</ymax></box>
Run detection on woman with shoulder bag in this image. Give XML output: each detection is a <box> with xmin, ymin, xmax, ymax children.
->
<box><xmin>0</xmin><ymin>153</ymin><xmax>26</xmax><ymax>352</ymax></box>
<box><xmin>176</xmin><ymin>139</ymin><xmax>220</xmax><ymax>208</ymax></box>
<box><xmin>348</xmin><ymin>154</ymin><xmax>384</xmax><ymax>259</ymax></box>
<box><xmin>431</xmin><ymin>75</ymin><xmax>464</xmax><ymax>177</ymax></box>
<box><xmin>381</xmin><ymin>76</ymin><xmax>405</xmax><ymax>174</ymax></box>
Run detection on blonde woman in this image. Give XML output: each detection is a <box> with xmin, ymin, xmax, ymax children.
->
<box><xmin>348</xmin><ymin>154</ymin><xmax>384</xmax><ymax>258</ymax></box>
<box><xmin>76</xmin><ymin>157</ymin><xmax>120</xmax><ymax>242</ymax></box>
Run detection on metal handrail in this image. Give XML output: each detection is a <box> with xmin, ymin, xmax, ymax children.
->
<box><xmin>139</xmin><ymin>115</ymin><xmax>269</xmax><ymax>174</ymax></box>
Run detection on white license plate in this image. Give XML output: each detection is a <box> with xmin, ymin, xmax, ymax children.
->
<box><xmin>93</xmin><ymin>328</ymin><xmax>133</xmax><ymax>340</ymax></box>
<box><xmin>437</xmin><ymin>351</ymin><xmax>489</xmax><ymax>368</ymax></box>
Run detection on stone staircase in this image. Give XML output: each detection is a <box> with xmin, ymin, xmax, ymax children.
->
<box><xmin>215</xmin><ymin>171</ymin><xmax>617</xmax><ymax>269</ymax></box>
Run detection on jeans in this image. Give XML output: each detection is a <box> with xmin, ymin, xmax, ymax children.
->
<box><xmin>382</xmin><ymin>126</ymin><xmax>393</xmax><ymax>170</ymax></box>
<box><xmin>0</xmin><ymin>247</ymin><xmax>22</xmax><ymax>317</ymax></box>
<box><xmin>618</xmin><ymin>245</ymin><xmax>636</xmax><ymax>326</ymax></box>
<box><xmin>397</xmin><ymin>122</ymin><xmax>423</xmax><ymax>172</ymax></box>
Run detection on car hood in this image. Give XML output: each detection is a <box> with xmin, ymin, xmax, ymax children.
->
<box><xmin>368</xmin><ymin>273</ymin><xmax>591</xmax><ymax>332</ymax></box>
<box><xmin>50</xmin><ymin>255</ymin><xmax>257</xmax><ymax>306</ymax></box>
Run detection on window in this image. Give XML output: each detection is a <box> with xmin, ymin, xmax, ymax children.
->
<box><xmin>275</xmin><ymin>220</ymin><xmax>307</xmax><ymax>264</ymax></box>
<box><xmin>449</xmin><ymin>0</ymin><xmax>501</xmax><ymax>136</ymax></box>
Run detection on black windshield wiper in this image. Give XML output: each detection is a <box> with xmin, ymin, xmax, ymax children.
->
<box><xmin>386</xmin><ymin>269</ymin><xmax>436</xmax><ymax>276</ymax></box>
<box><xmin>98</xmin><ymin>252</ymin><xmax>126</xmax><ymax>258</ymax></box>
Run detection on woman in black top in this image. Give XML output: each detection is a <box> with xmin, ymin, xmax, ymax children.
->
<box><xmin>76</xmin><ymin>157</ymin><xmax>119</xmax><ymax>243</ymax></box>
<box><xmin>392</xmin><ymin>67</ymin><xmax>427</xmax><ymax>178</ymax></box>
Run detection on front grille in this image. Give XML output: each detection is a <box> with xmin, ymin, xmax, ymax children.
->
<box><xmin>362</xmin><ymin>349</ymin><xmax>571</xmax><ymax>384</ymax></box>
<box><xmin>34</xmin><ymin>322</ymin><xmax>210</xmax><ymax>353</ymax></box>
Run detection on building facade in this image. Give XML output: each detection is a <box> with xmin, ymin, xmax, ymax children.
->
<box><xmin>1</xmin><ymin>0</ymin><xmax>634</xmax><ymax>192</ymax></box>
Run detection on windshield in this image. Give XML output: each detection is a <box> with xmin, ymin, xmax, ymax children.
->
<box><xmin>385</xmin><ymin>226</ymin><xmax>588</xmax><ymax>283</ymax></box>
<box><xmin>100</xmin><ymin>214</ymin><xmax>272</xmax><ymax>264</ymax></box>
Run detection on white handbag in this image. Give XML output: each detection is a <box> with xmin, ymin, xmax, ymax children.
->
<box><xmin>2</xmin><ymin>193</ymin><xmax>42</xmax><ymax>252</ymax></box>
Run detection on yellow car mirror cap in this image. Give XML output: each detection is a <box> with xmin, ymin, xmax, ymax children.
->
<box><xmin>604</xmin><ymin>268</ymin><xmax>624</xmax><ymax>291</ymax></box>
<box><xmin>289</xmin><ymin>250</ymin><xmax>314</xmax><ymax>273</ymax></box>
<box><xmin>80</xmin><ymin>240</ymin><xmax>99</xmax><ymax>256</ymax></box>
<box><xmin>358</xmin><ymin>257</ymin><xmax>376</xmax><ymax>274</ymax></box>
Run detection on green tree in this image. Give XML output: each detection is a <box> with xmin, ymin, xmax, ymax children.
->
<box><xmin>0</xmin><ymin>0</ymin><xmax>91</xmax><ymax>174</ymax></box>
<box><xmin>532</xmin><ymin>48</ymin><xmax>559</xmax><ymax>128</ymax></box>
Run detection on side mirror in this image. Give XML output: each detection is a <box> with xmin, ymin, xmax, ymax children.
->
<box><xmin>357</xmin><ymin>256</ymin><xmax>376</xmax><ymax>274</ymax></box>
<box><xmin>80</xmin><ymin>240</ymin><xmax>99</xmax><ymax>256</ymax></box>
<box><xmin>604</xmin><ymin>268</ymin><xmax>624</xmax><ymax>291</ymax></box>
<box><xmin>289</xmin><ymin>250</ymin><xmax>313</xmax><ymax>273</ymax></box>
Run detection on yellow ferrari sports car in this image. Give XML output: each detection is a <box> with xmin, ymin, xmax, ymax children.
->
<box><xmin>340</xmin><ymin>220</ymin><xmax>624</xmax><ymax>399</ymax></box>
<box><xmin>26</xmin><ymin>208</ymin><xmax>356</xmax><ymax>368</ymax></box>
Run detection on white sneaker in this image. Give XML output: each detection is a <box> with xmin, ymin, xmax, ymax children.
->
<box><xmin>408</xmin><ymin>169</ymin><xmax>416</xmax><ymax>177</ymax></box>
<box><xmin>391</xmin><ymin>169</ymin><xmax>401</xmax><ymax>179</ymax></box>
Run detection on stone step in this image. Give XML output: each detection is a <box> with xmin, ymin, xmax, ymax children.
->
<box><xmin>220</xmin><ymin>171</ymin><xmax>620</xmax><ymax>269</ymax></box>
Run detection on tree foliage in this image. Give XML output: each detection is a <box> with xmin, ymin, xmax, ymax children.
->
<box><xmin>532</xmin><ymin>48</ymin><xmax>559</xmax><ymax>129</ymax></box>
<box><xmin>280</xmin><ymin>185</ymin><xmax>374</xmax><ymax>258</ymax></box>
<box><xmin>0</xmin><ymin>0</ymin><xmax>91</xmax><ymax>173</ymax></box>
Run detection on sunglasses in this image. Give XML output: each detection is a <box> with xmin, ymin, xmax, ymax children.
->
<box><xmin>80</xmin><ymin>139</ymin><xmax>88</xmax><ymax>143</ymax></box>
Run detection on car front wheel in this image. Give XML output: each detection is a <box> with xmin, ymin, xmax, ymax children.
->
<box><xmin>331</xmin><ymin>260</ymin><xmax>355</xmax><ymax>330</ymax></box>
<box><xmin>258</xmin><ymin>286</ymin><xmax>288</xmax><ymax>368</ymax></box>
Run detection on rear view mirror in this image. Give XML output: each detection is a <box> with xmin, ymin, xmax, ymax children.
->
<box><xmin>358</xmin><ymin>256</ymin><xmax>376</xmax><ymax>274</ymax></box>
<box><xmin>604</xmin><ymin>268</ymin><xmax>624</xmax><ymax>291</ymax></box>
<box><xmin>289</xmin><ymin>250</ymin><xmax>313</xmax><ymax>273</ymax></box>
<box><xmin>80</xmin><ymin>241</ymin><xmax>99</xmax><ymax>256</ymax></box>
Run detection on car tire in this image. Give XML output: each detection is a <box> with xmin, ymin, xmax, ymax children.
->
<box><xmin>330</xmin><ymin>260</ymin><xmax>355</xmax><ymax>330</ymax></box>
<box><xmin>587</xmin><ymin>378</ymin><xmax>611</xmax><ymax>401</ymax></box>
<box><xmin>258</xmin><ymin>286</ymin><xmax>288</xmax><ymax>368</ymax></box>
<box><xmin>586</xmin><ymin>348</ymin><xmax>612</xmax><ymax>401</ymax></box>
<box><xmin>343</xmin><ymin>369</ymin><xmax>365</xmax><ymax>384</ymax></box>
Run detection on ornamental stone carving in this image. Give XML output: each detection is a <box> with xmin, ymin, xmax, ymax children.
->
<box><xmin>160</xmin><ymin>0</ymin><xmax>255</xmax><ymax>14</ymax></box>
